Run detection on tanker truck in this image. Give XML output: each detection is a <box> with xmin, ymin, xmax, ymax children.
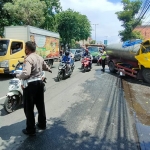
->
<box><xmin>106</xmin><ymin>39</ymin><xmax>150</xmax><ymax>83</ymax></box>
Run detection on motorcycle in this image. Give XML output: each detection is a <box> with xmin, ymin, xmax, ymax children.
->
<box><xmin>57</xmin><ymin>62</ymin><xmax>75</xmax><ymax>81</ymax></box>
<box><xmin>81</xmin><ymin>56</ymin><xmax>91</xmax><ymax>72</ymax></box>
<box><xmin>4</xmin><ymin>70</ymin><xmax>47</xmax><ymax>113</ymax></box>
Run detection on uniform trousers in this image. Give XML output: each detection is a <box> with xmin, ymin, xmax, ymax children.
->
<box><xmin>101</xmin><ymin>59</ymin><xmax>106</xmax><ymax>70</ymax></box>
<box><xmin>23</xmin><ymin>80</ymin><xmax>46</xmax><ymax>133</ymax></box>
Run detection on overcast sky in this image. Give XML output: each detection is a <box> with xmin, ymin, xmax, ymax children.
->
<box><xmin>60</xmin><ymin>0</ymin><xmax>123</xmax><ymax>44</ymax></box>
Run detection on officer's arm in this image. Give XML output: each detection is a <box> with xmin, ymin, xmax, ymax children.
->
<box><xmin>42</xmin><ymin>61</ymin><xmax>52</xmax><ymax>72</ymax></box>
<box><xmin>16</xmin><ymin>61</ymin><xmax>31</xmax><ymax>80</ymax></box>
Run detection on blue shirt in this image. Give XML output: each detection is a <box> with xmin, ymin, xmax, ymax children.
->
<box><xmin>62</xmin><ymin>55</ymin><xmax>71</xmax><ymax>64</ymax></box>
<box><xmin>82</xmin><ymin>52</ymin><xmax>91</xmax><ymax>57</ymax></box>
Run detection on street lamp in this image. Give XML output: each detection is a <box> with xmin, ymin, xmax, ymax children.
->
<box><xmin>92</xmin><ymin>24</ymin><xmax>99</xmax><ymax>43</ymax></box>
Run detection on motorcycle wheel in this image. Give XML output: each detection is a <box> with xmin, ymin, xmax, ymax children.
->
<box><xmin>4</xmin><ymin>96</ymin><xmax>20</xmax><ymax>113</ymax></box>
<box><xmin>57</xmin><ymin>71</ymin><xmax>63</xmax><ymax>81</ymax></box>
<box><xmin>83</xmin><ymin>66</ymin><xmax>86</xmax><ymax>72</ymax></box>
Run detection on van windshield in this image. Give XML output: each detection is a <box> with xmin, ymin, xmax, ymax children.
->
<box><xmin>88</xmin><ymin>47</ymin><xmax>99</xmax><ymax>53</ymax></box>
<box><xmin>0</xmin><ymin>40</ymin><xmax>9</xmax><ymax>56</ymax></box>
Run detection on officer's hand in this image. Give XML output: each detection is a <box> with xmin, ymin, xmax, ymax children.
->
<box><xmin>49</xmin><ymin>69</ymin><xmax>52</xmax><ymax>73</ymax></box>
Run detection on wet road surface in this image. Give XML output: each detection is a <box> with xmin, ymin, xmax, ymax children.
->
<box><xmin>0</xmin><ymin>61</ymin><xmax>148</xmax><ymax>150</ymax></box>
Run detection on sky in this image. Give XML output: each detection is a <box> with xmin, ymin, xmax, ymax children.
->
<box><xmin>60</xmin><ymin>0</ymin><xmax>123</xmax><ymax>44</ymax></box>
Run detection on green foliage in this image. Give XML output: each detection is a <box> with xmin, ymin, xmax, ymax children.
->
<box><xmin>56</xmin><ymin>9</ymin><xmax>91</xmax><ymax>47</ymax></box>
<box><xmin>70</xmin><ymin>39</ymin><xmax>76</xmax><ymax>48</ymax></box>
<box><xmin>0</xmin><ymin>0</ymin><xmax>14</xmax><ymax>36</ymax></box>
<box><xmin>40</xmin><ymin>0</ymin><xmax>62</xmax><ymax>31</ymax></box>
<box><xmin>116</xmin><ymin>0</ymin><xmax>142</xmax><ymax>41</ymax></box>
<box><xmin>4</xmin><ymin>0</ymin><xmax>46</xmax><ymax>26</ymax></box>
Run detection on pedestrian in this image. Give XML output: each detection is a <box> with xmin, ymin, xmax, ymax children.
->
<box><xmin>16</xmin><ymin>41</ymin><xmax>52</xmax><ymax>136</ymax></box>
<box><xmin>101</xmin><ymin>47</ymin><xmax>107</xmax><ymax>72</ymax></box>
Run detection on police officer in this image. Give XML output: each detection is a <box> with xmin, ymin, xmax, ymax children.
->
<box><xmin>16</xmin><ymin>41</ymin><xmax>52</xmax><ymax>136</ymax></box>
<box><xmin>101</xmin><ymin>48</ymin><xmax>107</xmax><ymax>72</ymax></box>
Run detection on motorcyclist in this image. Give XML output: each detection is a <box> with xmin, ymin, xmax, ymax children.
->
<box><xmin>62</xmin><ymin>51</ymin><xmax>71</xmax><ymax>75</ymax></box>
<box><xmin>82</xmin><ymin>49</ymin><xmax>92</xmax><ymax>68</ymax></box>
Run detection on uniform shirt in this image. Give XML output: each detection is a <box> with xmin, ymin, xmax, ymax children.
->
<box><xmin>101</xmin><ymin>51</ymin><xmax>107</xmax><ymax>60</ymax></box>
<box><xmin>17</xmin><ymin>53</ymin><xmax>50</xmax><ymax>80</ymax></box>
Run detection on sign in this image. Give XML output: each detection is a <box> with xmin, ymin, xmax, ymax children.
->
<box><xmin>104</xmin><ymin>40</ymin><xmax>107</xmax><ymax>45</ymax></box>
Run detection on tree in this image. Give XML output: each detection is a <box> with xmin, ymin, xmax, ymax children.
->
<box><xmin>77</xmin><ymin>14</ymin><xmax>91</xmax><ymax>41</ymax></box>
<box><xmin>4</xmin><ymin>0</ymin><xmax>46</xmax><ymax>27</ymax></box>
<box><xmin>56</xmin><ymin>9</ymin><xmax>91</xmax><ymax>48</ymax></box>
<box><xmin>40</xmin><ymin>0</ymin><xmax>62</xmax><ymax>31</ymax></box>
<box><xmin>0</xmin><ymin>0</ymin><xmax>14</xmax><ymax>36</ymax></box>
<box><xmin>116</xmin><ymin>0</ymin><xmax>142</xmax><ymax>41</ymax></box>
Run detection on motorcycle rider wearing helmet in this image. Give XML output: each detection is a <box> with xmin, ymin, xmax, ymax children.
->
<box><xmin>62</xmin><ymin>51</ymin><xmax>71</xmax><ymax>75</ymax></box>
<box><xmin>82</xmin><ymin>48</ymin><xmax>92</xmax><ymax>68</ymax></box>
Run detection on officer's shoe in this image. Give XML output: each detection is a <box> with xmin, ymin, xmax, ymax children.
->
<box><xmin>36</xmin><ymin>123</ymin><xmax>46</xmax><ymax>130</ymax></box>
<box><xmin>22</xmin><ymin>129</ymin><xmax>36</xmax><ymax>136</ymax></box>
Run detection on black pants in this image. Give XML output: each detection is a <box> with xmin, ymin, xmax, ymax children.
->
<box><xmin>23</xmin><ymin>80</ymin><xmax>46</xmax><ymax>133</ymax></box>
<box><xmin>101</xmin><ymin>59</ymin><xmax>106</xmax><ymax>70</ymax></box>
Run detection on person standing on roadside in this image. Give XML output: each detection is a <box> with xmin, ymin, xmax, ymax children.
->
<box><xmin>16</xmin><ymin>41</ymin><xmax>52</xmax><ymax>136</ymax></box>
<box><xmin>101</xmin><ymin>47</ymin><xmax>107</xmax><ymax>72</ymax></box>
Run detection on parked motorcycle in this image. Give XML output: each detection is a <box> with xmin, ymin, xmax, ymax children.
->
<box><xmin>4</xmin><ymin>70</ymin><xmax>47</xmax><ymax>113</ymax></box>
<box><xmin>57</xmin><ymin>62</ymin><xmax>75</xmax><ymax>81</ymax></box>
<box><xmin>81</xmin><ymin>56</ymin><xmax>91</xmax><ymax>72</ymax></box>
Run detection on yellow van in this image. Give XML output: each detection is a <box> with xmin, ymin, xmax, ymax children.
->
<box><xmin>0</xmin><ymin>39</ymin><xmax>25</xmax><ymax>74</ymax></box>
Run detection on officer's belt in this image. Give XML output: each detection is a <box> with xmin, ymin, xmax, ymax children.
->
<box><xmin>27</xmin><ymin>77</ymin><xmax>42</xmax><ymax>83</ymax></box>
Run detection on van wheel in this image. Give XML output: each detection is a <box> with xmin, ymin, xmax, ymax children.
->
<box><xmin>109</xmin><ymin>61</ymin><xmax>116</xmax><ymax>73</ymax></box>
<box><xmin>142</xmin><ymin>68</ymin><xmax>150</xmax><ymax>83</ymax></box>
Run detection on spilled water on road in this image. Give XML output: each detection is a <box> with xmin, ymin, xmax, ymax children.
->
<box><xmin>122</xmin><ymin>79</ymin><xmax>150</xmax><ymax>150</ymax></box>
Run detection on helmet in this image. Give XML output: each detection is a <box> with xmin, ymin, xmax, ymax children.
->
<box><xmin>65</xmin><ymin>51</ymin><xmax>69</xmax><ymax>56</ymax></box>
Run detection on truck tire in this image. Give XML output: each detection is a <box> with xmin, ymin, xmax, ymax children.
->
<box><xmin>108</xmin><ymin>61</ymin><xmax>116</xmax><ymax>73</ymax></box>
<box><xmin>142</xmin><ymin>68</ymin><xmax>150</xmax><ymax>83</ymax></box>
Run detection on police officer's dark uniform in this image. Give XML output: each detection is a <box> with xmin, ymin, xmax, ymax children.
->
<box><xmin>17</xmin><ymin>41</ymin><xmax>52</xmax><ymax>136</ymax></box>
<box><xmin>101</xmin><ymin>49</ymin><xmax>107</xmax><ymax>72</ymax></box>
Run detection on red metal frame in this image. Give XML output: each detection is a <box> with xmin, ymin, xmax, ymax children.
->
<box><xmin>115</xmin><ymin>63</ymin><xmax>138</xmax><ymax>78</ymax></box>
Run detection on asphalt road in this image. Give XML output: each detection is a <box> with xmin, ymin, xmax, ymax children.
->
<box><xmin>0</xmin><ymin>61</ymin><xmax>140</xmax><ymax>150</ymax></box>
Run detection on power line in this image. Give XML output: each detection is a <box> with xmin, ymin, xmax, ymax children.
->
<box><xmin>133</xmin><ymin>0</ymin><xmax>150</xmax><ymax>29</ymax></box>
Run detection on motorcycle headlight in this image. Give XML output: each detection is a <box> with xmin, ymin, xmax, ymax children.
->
<box><xmin>0</xmin><ymin>60</ymin><xmax>9</xmax><ymax>68</ymax></box>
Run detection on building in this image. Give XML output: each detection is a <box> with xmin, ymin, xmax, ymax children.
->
<box><xmin>134</xmin><ymin>25</ymin><xmax>150</xmax><ymax>40</ymax></box>
<box><xmin>78</xmin><ymin>37</ymin><xmax>92</xmax><ymax>46</ymax></box>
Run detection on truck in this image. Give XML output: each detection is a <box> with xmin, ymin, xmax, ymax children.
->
<box><xmin>85</xmin><ymin>44</ymin><xmax>104</xmax><ymax>62</ymax></box>
<box><xmin>105</xmin><ymin>39</ymin><xmax>150</xmax><ymax>83</ymax></box>
<box><xmin>0</xmin><ymin>25</ymin><xmax>60</xmax><ymax>74</ymax></box>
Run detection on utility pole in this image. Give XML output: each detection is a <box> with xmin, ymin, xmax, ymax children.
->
<box><xmin>92</xmin><ymin>24</ymin><xmax>99</xmax><ymax>43</ymax></box>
